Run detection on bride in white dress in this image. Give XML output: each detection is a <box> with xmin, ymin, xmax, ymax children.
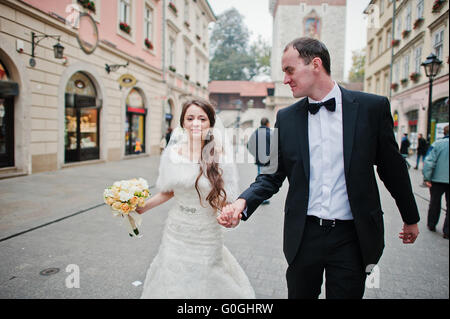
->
<box><xmin>136</xmin><ymin>99</ymin><xmax>255</xmax><ymax>299</ymax></box>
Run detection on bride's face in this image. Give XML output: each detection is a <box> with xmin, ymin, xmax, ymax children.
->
<box><xmin>183</xmin><ymin>104</ymin><xmax>211</xmax><ymax>141</ymax></box>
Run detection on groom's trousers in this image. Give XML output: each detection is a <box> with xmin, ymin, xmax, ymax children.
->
<box><xmin>286</xmin><ymin>216</ymin><xmax>367</xmax><ymax>299</ymax></box>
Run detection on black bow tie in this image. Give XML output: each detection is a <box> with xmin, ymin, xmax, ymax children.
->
<box><xmin>308</xmin><ymin>98</ymin><xmax>336</xmax><ymax>115</ymax></box>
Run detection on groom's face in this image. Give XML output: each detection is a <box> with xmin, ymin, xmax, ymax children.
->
<box><xmin>282</xmin><ymin>46</ymin><xmax>315</xmax><ymax>98</ymax></box>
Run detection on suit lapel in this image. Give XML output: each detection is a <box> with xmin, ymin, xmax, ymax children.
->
<box><xmin>340</xmin><ymin>87</ymin><xmax>359</xmax><ymax>177</ymax></box>
<box><xmin>296</xmin><ymin>99</ymin><xmax>310</xmax><ymax>181</ymax></box>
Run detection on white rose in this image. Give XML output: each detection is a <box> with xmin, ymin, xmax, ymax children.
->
<box><xmin>104</xmin><ymin>188</ymin><xmax>115</xmax><ymax>198</ymax></box>
<box><xmin>119</xmin><ymin>190</ymin><xmax>133</xmax><ymax>202</ymax></box>
<box><xmin>138</xmin><ymin>178</ymin><xmax>149</xmax><ymax>189</ymax></box>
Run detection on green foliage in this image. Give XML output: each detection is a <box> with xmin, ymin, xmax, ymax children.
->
<box><xmin>348</xmin><ymin>49</ymin><xmax>365</xmax><ymax>83</ymax></box>
<box><xmin>210</xmin><ymin>8</ymin><xmax>271</xmax><ymax>81</ymax></box>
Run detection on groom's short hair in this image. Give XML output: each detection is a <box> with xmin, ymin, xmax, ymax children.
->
<box><xmin>284</xmin><ymin>37</ymin><xmax>331</xmax><ymax>75</ymax></box>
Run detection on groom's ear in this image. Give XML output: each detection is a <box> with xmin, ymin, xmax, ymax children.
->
<box><xmin>311</xmin><ymin>57</ymin><xmax>323</xmax><ymax>72</ymax></box>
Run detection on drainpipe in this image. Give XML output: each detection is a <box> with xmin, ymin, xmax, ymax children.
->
<box><xmin>161</xmin><ymin>0</ymin><xmax>167</xmax><ymax>137</ymax></box>
<box><xmin>389</xmin><ymin>0</ymin><xmax>396</xmax><ymax>102</ymax></box>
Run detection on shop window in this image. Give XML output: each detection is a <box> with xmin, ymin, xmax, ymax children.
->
<box><xmin>0</xmin><ymin>60</ymin><xmax>17</xmax><ymax>168</ymax></box>
<box><xmin>125</xmin><ymin>88</ymin><xmax>146</xmax><ymax>155</ymax></box>
<box><xmin>65</xmin><ymin>72</ymin><xmax>101</xmax><ymax>163</ymax></box>
<box><xmin>431</xmin><ymin>98</ymin><xmax>449</xmax><ymax>142</ymax></box>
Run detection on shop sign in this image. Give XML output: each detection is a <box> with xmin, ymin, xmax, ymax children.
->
<box><xmin>119</xmin><ymin>74</ymin><xmax>137</xmax><ymax>88</ymax></box>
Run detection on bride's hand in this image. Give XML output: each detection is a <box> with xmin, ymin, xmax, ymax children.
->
<box><xmin>136</xmin><ymin>205</ymin><xmax>147</xmax><ymax>215</ymax></box>
<box><xmin>217</xmin><ymin>204</ymin><xmax>234</xmax><ymax>227</ymax></box>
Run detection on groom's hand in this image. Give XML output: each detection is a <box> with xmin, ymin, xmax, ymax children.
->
<box><xmin>230</xmin><ymin>199</ymin><xmax>246</xmax><ymax>227</ymax></box>
<box><xmin>399</xmin><ymin>223</ymin><xmax>419</xmax><ymax>244</ymax></box>
<box><xmin>217</xmin><ymin>199</ymin><xmax>246</xmax><ymax>228</ymax></box>
<box><xmin>217</xmin><ymin>204</ymin><xmax>234</xmax><ymax>227</ymax></box>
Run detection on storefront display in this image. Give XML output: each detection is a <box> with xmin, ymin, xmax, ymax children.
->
<box><xmin>0</xmin><ymin>61</ymin><xmax>17</xmax><ymax>168</ymax></box>
<box><xmin>125</xmin><ymin>88</ymin><xmax>146</xmax><ymax>155</ymax></box>
<box><xmin>65</xmin><ymin>72</ymin><xmax>101</xmax><ymax>163</ymax></box>
<box><xmin>430</xmin><ymin>97</ymin><xmax>449</xmax><ymax>143</ymax></box>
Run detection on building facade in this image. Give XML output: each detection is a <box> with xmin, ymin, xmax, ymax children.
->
<box><xmin>163</xmin><ymin>0</ymin><xmax>215</xmax><ymax>131</ymax></box>
<box><xmin>0</xmin><ymin>0</ymin><xmax>214</xmax><ymax>178</ymax></box>
<box><xmin>268</xmin><ymin>0</ymin><xmax>347</xmax><ymax>113</ymax></box>
<box><xmin>208</xmin><ymin>81</ymin><xmax>275</xmax><ymax>130</ymax></box>
<box><xmin>364</xmin><ymin>0</ymin><xmax>449</xmax><ymax>148</ymax></box>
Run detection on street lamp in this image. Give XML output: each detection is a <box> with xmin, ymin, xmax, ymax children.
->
<box><xmin>29</xmin><ymin>32</ymin><xmax>64</xmax><ymax>67</ymax></box>
<box><xmin>422</xmin><ymin>53</ymin><xmax>442</xmax><ymax>144</ymax></box>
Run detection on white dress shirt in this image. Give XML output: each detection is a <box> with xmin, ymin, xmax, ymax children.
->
<box><xmin>307</xmin><ymin>82</ymin><xmax>353</xmax><ymax>220</ymax></box>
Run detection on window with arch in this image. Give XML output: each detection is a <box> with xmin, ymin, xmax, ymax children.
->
<box><xmin>125</xmin><ymin>88</ymin><xmax>146</xmax><ymax>155</ymax></box>
<box><xmin>65</xmin><ymin>72</ymin><xmax>101</xmax><ymax>163</ymax></box>
<box><xmin>0</xmin><ymin>60</ymin><xmax>17</xmax><ymax>168</ymax></box>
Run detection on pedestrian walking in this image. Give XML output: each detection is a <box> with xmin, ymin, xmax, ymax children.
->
<box><xmin>423</xmin><ymin>125</ymin><xmax>449</xmax><ymax>239</ymax></box>
<box><xmin>400</xmin><ymin>133</ymin><xmax>411</xmax><ymax>169</ymax></box>
<box><xmin>247</xmin><ymin>117</ymin><xmax>272</xmax><ymax>205</ymax></box>
<box><xmin>415</xmin><ymin>133</ymin><xmax>428</xmax><ymax>170</ymax></box>
<box><xmin>165</xmin><ymin>128</ymin><xmax>173</xmax><ymax>145</ymax></box>
<box><xmin>400</xmin><ymin>133</ymin><xmax>410</xmax><ymax>156</ymax></box>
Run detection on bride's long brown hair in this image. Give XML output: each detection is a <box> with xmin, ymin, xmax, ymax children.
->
<box><xmin>180</xmin><ymin>99</ymin><xmax>227</xmax><ymax>211</ymax></box>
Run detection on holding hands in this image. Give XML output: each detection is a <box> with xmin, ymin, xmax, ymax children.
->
<box><xmin>217</xmin><ymin>199</ymin><xmax>247</xmax><ymax>228</ymax></box>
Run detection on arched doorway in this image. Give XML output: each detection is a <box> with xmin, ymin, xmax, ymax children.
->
<box><xmin>406</xmin><ymin>109</ymin><xmax>418</xmax><ymax>149</ymax></box>
<box><xmin>64</xmin><ymin>72</ymin><xmax>102</xmax><ymax>163</ymax></box>
<box><xmin>0</xmin><ymin>60</ymin><xmax>18</xmax><ymax>168</ymax></box>
<box><xmin>165</xmin><ymin>99</ymin><xmax>174</xmax><ymax>129</ymax></box>
<box><xmin>125</xmin><ymin>88</ymin><xmax>147</xmax><ymax>155</ymax></box>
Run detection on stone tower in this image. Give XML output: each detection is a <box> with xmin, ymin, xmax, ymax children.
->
<box><xmin>268</xmin><ymin>0</ymin><xmax>347</xmax><ymax>111</ymax></box>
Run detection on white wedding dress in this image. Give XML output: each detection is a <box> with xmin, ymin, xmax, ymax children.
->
<box><xmin>140</xmin><ymin>145</ymin><xmax>255</xmax><ymax>299</ymax></box>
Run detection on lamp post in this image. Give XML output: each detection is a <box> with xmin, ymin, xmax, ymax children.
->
<box><xmin>421</xmin><ymin>53</ymin><xmax>442</xmax><ymax>144</ymax></box>
<box><xmin>234</xmin><ymin>100</ymin><xmax>242</xmax><ymax>155</ymax></box>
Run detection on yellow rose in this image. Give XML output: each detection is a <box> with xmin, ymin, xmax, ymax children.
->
<box><xmin>105</xmin><ymin>197</ymin><xmax>115</xmax><ymax>206</ymax></box>
<box><xmin>138</xmin><ymin>198</ymin><xmax>146</xmax><ymax>207</ymax></box>
<box><xmin>129</xmin><ymin>196</ymin><xmax>139</xmax><ymax>206</ymax></box>
<box><xmin>112</xmin><ymin>202</ymin><xmax>122</xmax><ymax>211</ymax></box>
<box><xmin>121</xmin><ymin>203</ymin><xmax>131</xmax><ymax>214</ymax></box>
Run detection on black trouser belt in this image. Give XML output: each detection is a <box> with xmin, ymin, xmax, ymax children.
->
<box><xmin>307</xmin><ymin>215</ymin><xmax>354</xmax><ymax>228</ymax></box>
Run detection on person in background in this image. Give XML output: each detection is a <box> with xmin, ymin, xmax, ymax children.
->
<box><xmin>400</xmin><ymin>133</ymin><xmax>411</xmax><ymax>169</ymax></box>
<box><xmin>159</xmin><ymin>135</ymin><xmax>167</xmax><ymax>154</ymax></box>
<box><xmin>247</xmin><ymin>117</ymin><xmax>272</xmax><ymax>205</ymax></box>
<box><xmin>400</xmin><ymin>133</ymin><xmax>410</xmax><ymax>157</ymax></box>
<box><xmin>165</xmin><ymin>128</ymin><xmax>173</xmax><ymax>145</ymax></box>
<box><xmin>423</xmin><ymin>125</ymin><xmax>449</xmax><ymax>239</ymax></box>
<box><xmin>415</xmin><ymin>133</ymin><xmax>428</xmax><ymax>170</ymax></box>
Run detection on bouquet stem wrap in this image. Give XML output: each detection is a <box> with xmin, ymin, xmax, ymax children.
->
<box><xmin>126</xmin><ymin>212</ymin><xmax>142</xmax><ymax>237</ymax></box>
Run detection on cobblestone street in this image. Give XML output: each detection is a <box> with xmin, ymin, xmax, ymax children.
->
<box><xmin>0</xmin><ymin>153</ymin><xmax>448</xmax><ymax>299</ymax></box>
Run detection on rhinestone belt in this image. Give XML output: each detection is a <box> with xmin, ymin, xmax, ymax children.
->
<box><xmin>179</xmin><ymin>204</ymin><xmax>197</xmax><ymax>214</ymax></box>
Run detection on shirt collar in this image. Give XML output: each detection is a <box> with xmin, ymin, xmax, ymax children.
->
<box><xmin>308</xmin><ymin>81</ymin><xmax>340</xmax><ymax>104</ymax></box>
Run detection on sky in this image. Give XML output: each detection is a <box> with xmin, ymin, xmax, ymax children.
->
<box><xmin>207</xmin><ymin>0</ymin><xmax>370</xmax><ymax>81</ymax></box>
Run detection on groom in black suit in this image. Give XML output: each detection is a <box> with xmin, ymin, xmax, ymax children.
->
<box><xmin>218</xmin><ymin>37</ymin><xmax>420</xmax><ymax>299</ymax></box>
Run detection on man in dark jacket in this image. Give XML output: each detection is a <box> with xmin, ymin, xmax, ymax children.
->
<box><xmin>400</xmin><ymin>133</ymin><xmax>410</xmax><ymax>156</ymax></box>
<box><xmin>219</xmin><ymin>37</ymin><xmax>419</xmax><ymax>299</ymax></box>
<box><xmin>415</xmin><ymin>133</ymin><xmax>428</xmax><ymax>170</ymax></box>
<box><xmin>247</xmin><ymin>118</ymin><xmax>272</xmax><ymax>204</ymax></box>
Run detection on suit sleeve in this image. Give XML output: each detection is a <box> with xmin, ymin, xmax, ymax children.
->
<box><xmin>238</xmin><ymin>112</ymin><xmax>287</xmax><ymax>220</ymax></box>
<box><xmin>375</xmin><ymin>97</ymin><xmax>420</xmax><ymax>225</ymax></box>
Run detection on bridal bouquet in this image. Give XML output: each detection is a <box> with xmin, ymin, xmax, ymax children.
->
<box><xmin>103</xmin><ymin>178</ymin><xmax>150</xmax><ymax>237</ymax></box>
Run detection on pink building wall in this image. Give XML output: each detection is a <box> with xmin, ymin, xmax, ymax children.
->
<box><xmin>20</xmin><ymin>0</ymin><xmax>163</xmax><ymax>70</ymax></box>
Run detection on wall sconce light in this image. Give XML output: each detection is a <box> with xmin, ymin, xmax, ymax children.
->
<box><xmin>29</xmin><ymin>32</ymin><xmax>65</xmax><ymax>67</ymax></box>
<box><xmin>105</xmin><ymin>61</ymin><xmax>129</xmax><ymax>74</ymax></box>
